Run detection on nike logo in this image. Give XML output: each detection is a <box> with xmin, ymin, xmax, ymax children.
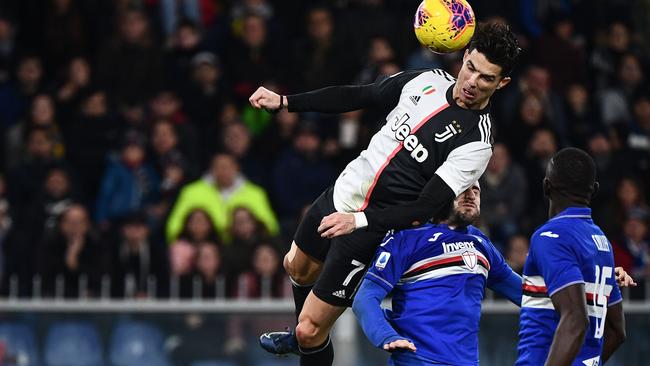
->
<box><xmin>540</xmin><ymin>231</ymin><xmax>559</xmax><ymax>238</ymax></box>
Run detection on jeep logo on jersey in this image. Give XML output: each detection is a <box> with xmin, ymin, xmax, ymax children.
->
<box><xmin>390</xmin><ymin>112</ymin><xmax>429</xmax><ymax>162</ymax></box>
<box><xmin>461</xmin><ymin>251</ymin><xmax>477</xmax><ymax>269</ymax></box>
<box><xmin>434</xmin><ymin>120</ymin><xmax>462</xmax><ymax>142</ymax></box>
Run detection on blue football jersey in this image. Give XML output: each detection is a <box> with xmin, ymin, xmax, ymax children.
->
<box><xmin>364</xmin><ymin>223</ymin><xmax>511</xmax><ymax>366</ymax></box>
<box><xmin>516</xmin><ymin>207</ymin><xmax>623</xmax><ymax>366</ymax></box>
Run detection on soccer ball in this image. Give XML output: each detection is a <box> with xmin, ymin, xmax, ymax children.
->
<box><xmin>414</xmin><ymin>0</ymin><xmax>476</xmax><ymax>54</ymax></box>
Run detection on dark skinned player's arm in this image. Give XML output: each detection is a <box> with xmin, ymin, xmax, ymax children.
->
<box><xmin>544</xmin><ymin>283</ymin><xmax>589</xmax><ymax>366</ymax></box>
<box><xmin>601</xmin><ymin>302</ymin><xmax>626</xmax><ymax>362</ymax></box>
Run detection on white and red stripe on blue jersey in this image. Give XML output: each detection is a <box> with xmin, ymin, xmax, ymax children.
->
<box><xmin>363</xmin><ymin>223</ymin><xmax>511</xmax><ymax>366</ymax></box>
<box><xmin>516</xmin><ymin>207</ymin><xmax>623</xmax><ymax>366</ymax></box>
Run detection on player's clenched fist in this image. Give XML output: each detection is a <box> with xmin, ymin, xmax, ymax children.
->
<box><xmin>383</xmin><ymin>339</ymin><xmax>417</xmax><ymax>352</ymax></box>
<box><xmin>249</xmin><ymin>86</ymin><xmax>283</xmax><ymax>111</ymax></box>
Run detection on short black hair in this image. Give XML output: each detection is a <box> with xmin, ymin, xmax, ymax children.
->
<box><xmin>468</xmin><ymin>22</ymin><xmax>521</xmax><ymax>77</ymax></box>
<box><xmin>547</xmin><ymin>147</ymin><xmax>597</xmax><ymax>204</ymax></box>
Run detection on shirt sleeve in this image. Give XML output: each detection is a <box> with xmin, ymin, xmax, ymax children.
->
<box><xmin>435</xmin><ymin>141</ymin><xmax>493</xmax><ymax>196</ymax></box>
<box><xmin>287</xmin><ymin>70</ymin><xmax>420</xmax><ymax>114</ymax></box>
<box><xmin>482</xmin><ymin>237</ymin><xmax>513</xmax><ymax>286</ymax></box>
<box><xmin>364</xmin><ymin>231</ymin><xmax>410</xmax><ymax>292</ymax></box>
<box><xmin>530</xmin><ymin>230</ymin><xmax>585</xmax><ymax>297</ymax></box>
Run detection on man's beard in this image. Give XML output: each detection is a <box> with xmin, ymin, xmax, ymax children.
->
<box><xmin>447</xmin><ymin>208</ymin><xmax>478</xmax><ymax>228</ymax></box>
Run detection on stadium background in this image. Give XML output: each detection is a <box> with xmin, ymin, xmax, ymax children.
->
<box><xmin>0</xmin><ymin>0</ymin><xmax>648</xmax><ymax>365</ymax></box>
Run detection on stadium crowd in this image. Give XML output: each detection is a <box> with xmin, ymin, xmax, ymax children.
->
<box><xmin>0</xmin><ymin>0</ymin><xmax>648</xmax><ymax>300</ymax></box>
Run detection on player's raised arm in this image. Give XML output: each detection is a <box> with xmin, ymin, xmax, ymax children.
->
<box><xmin>249</xmin><ymin>71</ymin><xmax>416</xmax><ymax>115</ymax></box>
<box><xmin>249</xmin><ymin>83</ymin><xmax>379</xmax><ymax>114</ymax></box>
<box><xmin>545</xmin><ymin>283</ymin><xmax>590</xmax><ymax>366</ymax></box>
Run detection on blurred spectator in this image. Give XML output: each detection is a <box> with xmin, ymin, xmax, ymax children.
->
<box><xmin>221</xmin><ymin>122</ymin><xmax>266</xmax><ymax>186</ymax></box>
<box><xmin>160</xmin><ymin>0</ymin><xmax>201</xmax><ymax>37</ymax></box>
<box><xmin>590</xmin><ymin>22</ymin><xmax>632</xmax><ymax>90</ymax></box>
<box><xmin>6</xmin><ymin>127</ymin><xmax>69</xmax><ymax>210</ymax></box>
<box><xmin>564</xmin><ymin>83</ymin><xmax>604</xmax><ymax>150</ymax></box>
<box><xmin>355</xmin><ymin>35</ymin><xmax>395</xmax><ymax>84</ymax></box>
<box><xmin>499</xmin><ymin>66</ymin><xmax>568</xmax><ymax>146</ymax></box>
<box><xmin>532</xmin><ymin>15</ymin><xmax>586</xmax><ymax>93</ymax></box>
<box><xmin>5</xmin><ymin>94</ymin><xmax>65</xmax><ymax>169</ymax></box>
<box><xmin>96</xmin><ymin>9</ymin><xmax>162</xmax><ymax>104</ymax></box>
<box><xmin>289</xmin><ymin>6</ymin><xmax>356</xmax><ymax>90</ymax></box>
<box><xmin>522</xmin><ymin>128</ymin><xmax>558</xmax><ymax>232</ymax></box>
<box><xmin>55</xmin><ymin>57</ymin><xmax>92</xmax><ymax>122</ymax></box>
<box><xmin>503</xmin><ymin>92</ymin><xmax>550</xmax><ymax>159</ymax></box>
<box><xmin>150</xmin><ymin>118</ymin><xmax>193</xmax><ymax>177</ymax></box>
<box><xmin>194</xmin><ymin>241</ymin><xmax>224</xmax><ymax>298</ymax></box>
<box><xmin>0</xmin><ymin>14</ymin><xmax>16</xmax><ymax>84</ymax></box>
<box><xmin>94</xmin><ymin>131</ymin><xmax>160</xmax><ymax>226</ymax></box>
<box><xmin>505</xmin><ymin>235</ymin><xmax>529</xmax><ymax>275</ymax></box>
<box><xmin>599</xmin><ymin>53</ymin><xmax>645</xmax><ymax>125</ymax></box>
<box><xmin>166</xmin><ymin>20</ymin><xmax>204</xmax><ymax>93</ymax></box>
<box><xmin>223</xmin><ymin>206</ymin><xmax>269</xmax><ymax>278</ymax></box>
<box><xmin>36</xmin><ymin>204</ymin><xmax>105</xmax><ymax>298</ymax></box>
<box><xmin>64</xmin><ymin>89</ymin><xmax>121</xmax><ymax>201</ymax></box>
<box><xmin>166</xmin><ymin>153</ymin><xmax>278</xmax><ymax>243</ymax></box>
<box><xmin>629</xmin><ymin>91</ymin><xmax>650</xmax><ymax>152</ymax></box>
<box><xmin>233</xmin><ymin>242</ymin><xmax>290</xmax><ymax>299</ymax></box>
<box><xmin>598</xmin><ymin>176</ymin><xmax>648</xmax><ymax>238</ymax></box>
<box><xmin>227</xmin><ymin>13</ymin><xmax>280</xmax><ymax>103</ymax></box>
<box><xmin>253</xmin><ymin>108</ymin><xmax>299</xmax><ymax>163</ymax></box>
<box><xmin>183</xmin><ymin>51</ymin><xmax>225</xmax><ymax>124</ymax></box>
<box><xmin>0</xmin><ymin>55</ymin><xmax>44</xmax><ymax>130</ymax></box>
<box><xmin>24</xmin><ymin>167</ymin><xmax>77</xmax><ymax>245</ymax></box>
<box><xmin>612</xmin><ymin>208</ymin><xmax>650</xmax><ymax>299</ymax></box>
<box><xmin>110</xmin><ymin>212</ymin><xmax>168</xmax><ymax>298</ymax></box>
<box><xmin>174</xmin><ymin>208</ymin><xmax>220</xmax><ymax>246</ymax></box>
<box><xmin>41</xmin><ymin>0</ymin><xmax>86</xmax><ymax>75</ymax></box>
<box><xmin>272</xmin><ymin>121</ymin><xmax>335</xmax><ymax>230</ymax></box>
<box><xmin>479</xmin><ymin>143</ymin><xmax>527</xmax><ymax>250</ymax></box>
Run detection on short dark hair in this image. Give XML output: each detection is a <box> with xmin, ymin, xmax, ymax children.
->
<box><xmin>468</xmin><ymin>22</ymin><xmax>521</xmax><ymax>77</ymax></box>
<box><xmin>547</xmin><ymin>147</ymin><xmax>597</xmax><ymax>203</ymax></box>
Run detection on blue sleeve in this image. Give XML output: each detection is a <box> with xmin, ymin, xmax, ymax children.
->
<box><xmin>488</xmin><ymin>269</ymin><xmax>523</xmax><ymax>306</ymax></box>
<box><xmin>531</xmin><ymin>230</ymin><xmax>584</xmax><ymax>296</ymax></box>
<box><xmin>352</xmin><ymin>280</ymin><xmax>407</xmax><ymax>349</ymax></box>
<box><xmin>480</xmin><ymin>236</ymin><xmax>511</xmax><ymax>286</ymax></box>
<box><xmin>364</xmin><ymin>232</ymin><xmax>410</xmax><ymax>292</ymax></box>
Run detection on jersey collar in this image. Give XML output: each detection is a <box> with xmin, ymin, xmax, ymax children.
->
<box><xmin>549</xmin><ymin>206</ymin><xmax>592</xmax><ymax>221</ymax></box>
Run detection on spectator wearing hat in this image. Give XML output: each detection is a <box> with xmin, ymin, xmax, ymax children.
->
<box><xmin>166</xmin><ymin>153</ymin><xmax>278</xmax><ymax>243</ymax></box>
<box><xmin>182</xmin><ymin>51</ymin><xmax>228</xmax><ymax>165</ymax></box>
<box><xmin>95</xmin><ymin>131</ymin><xmax>159</xmax><ymax>227</ymax></box>
<box><xmin>612</xmin><ymin>207</ymin><xmax>650</xmax><ymax>299</ymax></box>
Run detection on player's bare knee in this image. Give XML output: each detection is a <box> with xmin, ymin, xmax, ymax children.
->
<box><xmin>295</xmin><ymin>317</ymin><xmax>323</xmax><ymax>348</ymax></box>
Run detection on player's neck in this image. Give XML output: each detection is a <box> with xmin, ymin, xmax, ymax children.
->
<box><xmin>548</xmin><ymin>198</ymin><xmax>589</xmax><ymax>219</ymax></box>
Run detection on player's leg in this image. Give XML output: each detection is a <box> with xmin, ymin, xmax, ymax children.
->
<box><xmin>295</xmin><ymin>292</ymin><xmax>346</xmax><ymax>366</ymax></box>
<box><xmin>294</xmin><ymin>229</ymin><xmax>386</xmax><ymax>366</ymax></box>
<box><xmin>260</xmin><ymin>189</ymin><xmax>334</xmax><ymax>355</ymax></box>
<box><xmin>284</xmin><ymin>241</ymin><xmax>323</xmax><ymax>320</ymax></box>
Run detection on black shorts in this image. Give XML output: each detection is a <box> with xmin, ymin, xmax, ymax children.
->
<box><xmin>294</xmin><ymin>187</ymin><xmax>387</xmax><ymax>307</ymax></box>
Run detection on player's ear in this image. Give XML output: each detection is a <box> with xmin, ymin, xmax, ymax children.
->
<box><xmin>592</xmin><ymin>181</ymin><xmax>600</xmax><ymax>196</ymax></box>
<box><xmin>542</xmin><ymin>178</ymin><xmax>551</xmax><ymax>199</ymax></box>
<box><xmin>496</xmin><ymin>76</ymin><xmax>511</xmax><ymax>90</ymax></box>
